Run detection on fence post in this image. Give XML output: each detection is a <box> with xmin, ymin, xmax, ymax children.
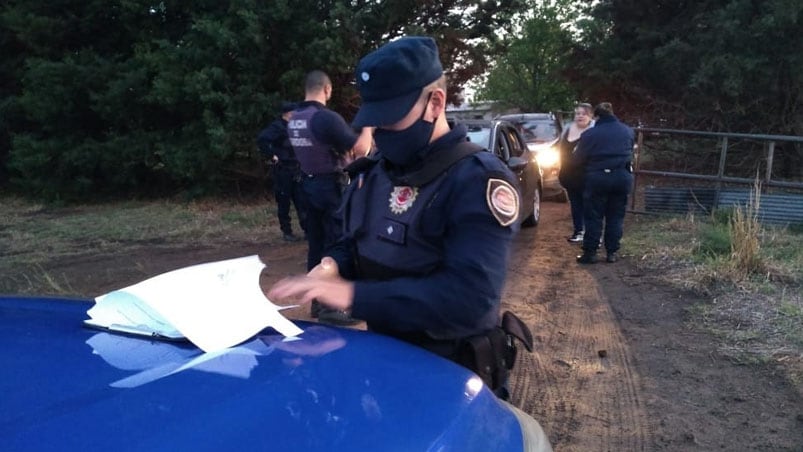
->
<box><xmin>714</xmin><ymin>136</ymin><xmax>729</xmax><ymax>210</ymax></box>
<box><xmin>631</xmin><ymin>130</ymin><xmax>644</xmax><ymax>210</ymax></box>
<box><xmin>765</xmin><ymin>141</ymin><xmax>775</xmax><ymax>189</ymax></box>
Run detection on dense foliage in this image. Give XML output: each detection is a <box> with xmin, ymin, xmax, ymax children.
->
<box><xmin>572</xmin><ymin>0</ymin><xmax>802</xmax><ymax>136</ymax></box>
<box><xmin>0</xmin><ymin>0</ymin><xmax>526</xmax><ymax>199</ymax></box>
<box><xmin>1</xmin><ymin>0</ymin><xmax>801</xmax><ymax>199</ymax></box>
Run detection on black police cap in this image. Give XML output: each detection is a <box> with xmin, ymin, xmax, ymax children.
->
<box><xmin>352</xmin><ymin>36</ymin><xmax>443</xmax><ymax>128</ymax></box>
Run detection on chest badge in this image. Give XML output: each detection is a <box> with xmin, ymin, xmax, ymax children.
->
<box><xmin>389</xmin><ymin>186</ymin><xmax>418</xmax><ymax>214</ymax></box>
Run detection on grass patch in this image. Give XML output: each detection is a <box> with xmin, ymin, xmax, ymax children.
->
<box><xmin>624</xmin><ymin>191</ymin><xmax>803</xmax><ymax>393</ymax></box>
<box><xmin>0</xmin><ymin>195</ymin><xmax>282</xmax><ymax>294</ymax></box>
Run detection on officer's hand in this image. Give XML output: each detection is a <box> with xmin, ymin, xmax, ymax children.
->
<box><xmin>267</xmin><ymin>260</ymin><xmax>354</xmax><ymax>312</ymax></box>
<box><xmin>307</xmin><ymin>256</ymin><xmax>339</xmax><ymax>279</ymax></box>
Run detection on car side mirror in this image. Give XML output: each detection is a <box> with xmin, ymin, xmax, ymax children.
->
<box><xmin>507</xmin><ymin>156</ymin><xmax>528</xmax><ymax>172</ymax></box>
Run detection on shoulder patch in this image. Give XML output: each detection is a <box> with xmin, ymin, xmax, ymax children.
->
<box><xmin>486</xmin><ymin>178</ymin><xmax>520</xmax><ymax>226</ymax></box>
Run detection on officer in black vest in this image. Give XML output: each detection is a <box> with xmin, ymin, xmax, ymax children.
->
<box><xmin>287</xmin><ymin>70</ymin><xmax>373</xmax><ymax>325</ymax></box>
<box><xmin>269</xmin><ymin>37</ymin><xmax>534</xmax><ymax>399</ymax></box>
<box><xmin>257</xmin><ymin>101</ymin><xmax>307</xmax><ymax>242</ymax></box>
<box><xmin>573</xmin><ymin>102</ymin><xmax>634</xmax><ymax>264</ymax></box>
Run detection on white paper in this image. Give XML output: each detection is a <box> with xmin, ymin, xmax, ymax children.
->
<box><xmin>87</xmin><ymin>255</ymin><xmax>303</xmax><ymax>352</ymax></box>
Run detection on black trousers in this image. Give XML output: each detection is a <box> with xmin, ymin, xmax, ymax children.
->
<box><xmin>299</xmin><ymin>173</ymin><xmax>342</xmax><ymax>271</ymax></box>
<box><xmin>582</xmin><ymin>169</ymin><xmax>633</xmax><ymax>254</ymax></box>
<box><xmin>272</xmin><ymin>163</ymin><xmax>307</xmax><ymax>235</ymax></box>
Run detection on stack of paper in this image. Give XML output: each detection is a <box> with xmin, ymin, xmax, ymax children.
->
<box><xmin>85</xmin><ymin>255</ymin><xmax>302</xmax><ymax>352</ymax></box>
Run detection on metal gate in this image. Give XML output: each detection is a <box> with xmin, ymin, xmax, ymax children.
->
<box><xmin>631</xmin><ymin>128</ymin><xmax>803</xmax><ymax>226</ymax></box>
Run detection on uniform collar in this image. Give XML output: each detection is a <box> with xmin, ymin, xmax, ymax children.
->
<box><xmin>595</xmin><ymin>114</ymin><xmax>618</xmax><ymax>124</ymax></box>
<box><xmin>297</xmin><ymin>100</ymin><xmax>326</xmax><ymax>110</ymax></box>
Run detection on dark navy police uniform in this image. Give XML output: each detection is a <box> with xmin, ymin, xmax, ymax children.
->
<box><xmin>573</xmin><ymin>112</ymin><xmax>634</xmax><ymax>258</ymax></box>
<box><xmin>325</xmin><ymin>36</ymin><xmax>533</xmax><ymax>399</ymax></box>
<box><xmin>257</xmin><ymin>105</ymin><xmax>307</xmax><ymax>239</ymax></box>
<box><xmin>287</xmin><ymin>100</ymin><xmax>358</xmax><ymax>271</ymax></box>
<box><xmin>331</xmin><ymin>125</ymin><xmax>519</xmax><ymax>339</ymax></box>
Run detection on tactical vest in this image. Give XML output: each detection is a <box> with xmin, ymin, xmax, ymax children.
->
<box><xmin>342</xmin><ymin>146</ymin><xmax>535</xmax><ymax>399</ymax></box>
<box><xmin>342</xmin><ymin>164</ymin><xmax>449</xmax><ymax>280</ymax></box>
<box><xmin>287</xmin><ymin>106</ymin><xmax>339</xmax><ymax>175</ymax></box>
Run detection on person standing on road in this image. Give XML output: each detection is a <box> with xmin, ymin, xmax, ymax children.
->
<box><xmin>288</xmin><ymin>70</ymin><xmax>373</xmax><ymax>325</ymax></box>
<box><xmin>558</xmin><ymin>103</ymin><xmax>594</xmax><ymax>243</ymax></box>
<box><xmin>257</xmin><ymin>101</ymin><xmax>308</xmax><ymax>242</ymax></box>
<box><xmin>573</xmin><ymin>102</ymin><xmax>634</xmax><ymax>264</ymax></box>
<box><xmin>269</xmin><ymin>36</ymin><xmax>535</xmax><ymax>400</ymax></box>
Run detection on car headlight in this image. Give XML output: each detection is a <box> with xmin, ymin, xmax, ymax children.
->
<box><xmin>533</xmin><ymin>147</ymin><xmax>559</xmax><ymax>169</ymax></box>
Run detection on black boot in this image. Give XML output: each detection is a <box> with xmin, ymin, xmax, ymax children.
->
<box><xmin>576</xmin><ymin>251</ymin><xmax>598</xmax><ymax>264</ymax></box>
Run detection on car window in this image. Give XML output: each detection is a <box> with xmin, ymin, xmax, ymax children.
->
<box><xmin>495</xmin><ymin>128</ymin><xmax>511</xmax><ymax>161</ymax></box>
<box><xmin>505</xmin><ymin>127</ymin><xmax>526</xmax><ymax>158</ymax></box>
<box><xmin>466</xmin><ymin>127</ymin><xmax>491</xmax><ymax>148</ymax></box>
<box><xmin>517</xmin><ymin>120</ymin><xmax>559</xmax><ymax>143</ymax></box>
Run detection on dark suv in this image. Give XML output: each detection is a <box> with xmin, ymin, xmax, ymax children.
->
<box><xmin>496</xmin><ymin>113</ymin><xmax>565</xmax><ymax>201</ymax></box>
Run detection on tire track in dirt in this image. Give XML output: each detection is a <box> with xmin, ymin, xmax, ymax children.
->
<box><xmin>504</xmin><ymin>203</ymin><xmax>651</xmax><ymax>451</ymax></box>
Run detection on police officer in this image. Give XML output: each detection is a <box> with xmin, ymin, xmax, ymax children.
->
<box><xmin>288</xmin><ymin>70</ymin><xmax>372</xmax><ymax>325</ymax></box>
<box><xmin>269</xmin><ymin>37</ymin><xmax>533</xmax><ymax>399</ymax></box>
<box><xmin>573</xmin><ymin>102</ymin><xmax>634</xmax><ymax>264</ymax></box>
<box><xmin>257</xmin><ymin>101</ymin><xmax>307</xmax><ymax>242</ymax></box>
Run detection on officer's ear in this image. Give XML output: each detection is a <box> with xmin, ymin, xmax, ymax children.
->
<box><xmin>426</xmin><ymin>88</ymin><xmax>446</xmax><ymax>121</ymax></box>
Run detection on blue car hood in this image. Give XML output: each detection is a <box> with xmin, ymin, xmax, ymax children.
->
<box><xmin>0</xmin><ymin>296</ymin><xmax>526</xmax><ymax>451</ymax></box>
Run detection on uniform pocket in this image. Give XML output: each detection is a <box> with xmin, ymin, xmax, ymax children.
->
<box><xmin>377</xmin><ymin>217</ymin><xmax>407</xmax><ymax>245</ymax></box>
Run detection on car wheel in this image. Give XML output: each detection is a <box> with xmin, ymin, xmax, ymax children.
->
<box><xmin>522</xmin><ymin>187</ymin><xmax>541</xmax><ymax>227</ymax></box>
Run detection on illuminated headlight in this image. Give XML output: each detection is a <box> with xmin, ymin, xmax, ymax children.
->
<box><xmin>533</xmin><ymin>147</ymin><xmax>559</xmax><ymax>169</ymax></box>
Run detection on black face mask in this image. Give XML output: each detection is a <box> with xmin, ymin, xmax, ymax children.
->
<box><xmin>374</xmin><ymin>93</ymin><xmax>435</xmax><ymax>168</ymax></box>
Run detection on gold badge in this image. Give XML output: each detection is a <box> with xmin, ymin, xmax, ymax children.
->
<box><xmin>486</xmin><ymin>178</ymin><xmax>519</xmax><ymax>226</ymax></box>
<box><xmin>389</xmin><ymin>186</ymin><xmax>418</xmax><ymax>214</ymax></box>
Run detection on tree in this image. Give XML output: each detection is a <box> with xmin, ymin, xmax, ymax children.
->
<box><xmin>3</xmin><ymin>0</ymin><xmax>528</xmax><ymax>200</ymax></box>
<box><xmin>572</xmin><ymin>0</ymin><xmax>803</xmax><ymax>136</ymax></box>
<box><xmin>474</xmin><ymin>0</ymin><xmax>577</xmax><ymax>112</ymax></box>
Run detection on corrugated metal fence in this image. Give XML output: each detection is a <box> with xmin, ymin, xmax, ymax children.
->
<box><xmin>632</xmin><ymin>128</ymin><xmax>803</xmax><ymax>226</ymax></box>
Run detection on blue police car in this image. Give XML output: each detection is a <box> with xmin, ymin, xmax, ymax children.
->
<box><xmin>1</xmin><ymin>295</ymin><xmax>552</xmax><ymax>451</ymax></box>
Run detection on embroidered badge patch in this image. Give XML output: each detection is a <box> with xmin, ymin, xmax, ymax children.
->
<box><xmin>389</xmin><ymin>186</ymin><xmax>418</xmax><ymax>214</ymax></box>
<box><xmin>486</xmin><ymin>178</ymin><xmax>519</xmax><ymax>226</ymax></box>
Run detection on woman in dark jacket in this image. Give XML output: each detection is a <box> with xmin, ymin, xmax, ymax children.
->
<box><xmin>558</xmin><ymin>103</ymin><xmax>594</xmax><ymax>242</ymax></box>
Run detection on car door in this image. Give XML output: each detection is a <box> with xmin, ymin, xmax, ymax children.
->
<box><xmin>491</xmin><ymin>124</ymin><xmax>510</xmax><ymax>162</ymax></box>
<box><xmin>497</xmin><ymin>124</ymin><xmax>527</xmax><ymax>186</ymax></box>
<box><xmin>504</xmin><ymin>125</ymin><xmax>539</xmax><ymax>198</ymax></box>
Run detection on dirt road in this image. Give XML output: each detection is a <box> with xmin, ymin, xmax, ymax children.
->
<box><xmin>504</xmin><ymin>203</ymin><xmax>802</xmax><ymax>451</ymax></box>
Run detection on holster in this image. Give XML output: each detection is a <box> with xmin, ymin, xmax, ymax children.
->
<box><xmin>455</xmin><ymin>311</ymin><xmax>534</xmax><ymax>396</ymax></box>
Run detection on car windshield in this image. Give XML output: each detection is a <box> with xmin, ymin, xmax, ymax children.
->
<box><xmin>465</xmin><ymin>127</ymin><xmax>491</xmax><ymax>147</ymax></box>
<box><xmin>515</xmin><ymin>120</ymin><xmax>558</xmax><ymax>143</ymax></box>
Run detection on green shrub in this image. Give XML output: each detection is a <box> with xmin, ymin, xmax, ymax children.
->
<box><xmin>698</xmin><ymin>222</ymin><xmax>732</xmax><ymax>258</ymax></box>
